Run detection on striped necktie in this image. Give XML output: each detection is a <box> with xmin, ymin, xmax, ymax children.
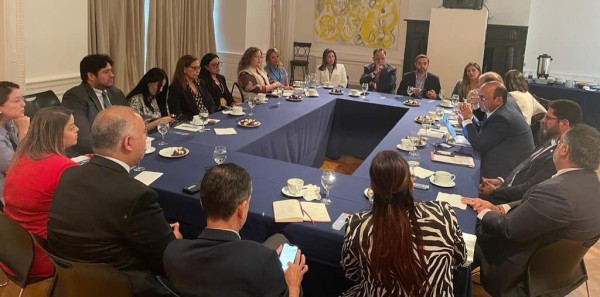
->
<box><xmin>101</xmin><ymin>91</ymin><xmax>112</xmax><ymax>109</ymax></box>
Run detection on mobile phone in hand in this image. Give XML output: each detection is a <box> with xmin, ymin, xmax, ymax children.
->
<box><xmin>279</xmin><ymin>243</ymin><xmax>298</xmax><ymax>271</ymax></box>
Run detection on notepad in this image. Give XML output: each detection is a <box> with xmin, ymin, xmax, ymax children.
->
<box><xmin>214</xmin><ymin>128</ymin><xmax>237</xmax><ymax>135</ymax></box>
<box><xmin>430</xmin><ymin>151</ymin><xmax>475</xmax><ymax>168</ymax></box>
<box><xmin>273</xmin><ymin>200</ymin><xmax>331</xmax><ymax>223</ymax></box>
<box><xmin>175</xmin><ymin>123</ymin><xmax>203</xmax><ymax>132</ymax></box>
<box><xmin>134</xmin><ymin>171</ymin><xmax>163</xmax><ymax>186</ymax></box>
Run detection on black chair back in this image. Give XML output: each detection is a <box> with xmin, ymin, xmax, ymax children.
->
<box><xmin>23</xmin><ymin>90</ymin><xmax>61</xmax><ymax>118</ymax></box>
<box><xmin>156</xmin><ymin>275</ymin><xmax>182</xmax><ymax>297</ymax></box>
<box><xmin>526</xmin><ymin>237</ymin><xmax>599</xmax><ymax>296</ymax></box>
<box><xmin>0</xmin><ymin>213</ymin><xmax>35</xmax><ymax>288</ymax></box>
<box><xmin>231</xmin><ymin>82</ymin><xmax>246</xmax><ymax>103</ymax></box>
<box><xmin>291</xmin><ymin>42</ymin><xmax>312</xmax><ymax>63</ymax></box>
<box><xmin>530</xmin><ymin>112</ymin><xmax>549</xmax><ymax>148</ymax></box>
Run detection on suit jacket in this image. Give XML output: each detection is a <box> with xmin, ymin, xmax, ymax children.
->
<box><xmin>48</xmin><ymin>156</ymin><xmax>175</xmax><ymax>293</ymax></box>
<box><xmin>487</xmin><ymin>140</ymin><xmax>557</xmax><ymax>204</ymax></box>
<box><xmin>317</xmin><ymin>64</ymin><xmax>348</xmax><ymax>87</ymax></box>
<box><xmin>477</xmin><ymin>170</ymin><xmax>600</xmax><ymax>296</ymax></box>
<box><xmin>359</xmin><ymin>63</ymin><xmax>397</xmax><ymax>94</ymax></box>
<box><xmin>62</xmin><ymin>82</ymin><xmax>127</xmax><ymax>157</ymax></box>
<box><xmin>167</xmin><ymin>80</ymin><xmax>216</xmax><ymax>121</ymax></box>
<box><xmin>463</xmin><ymin>102</ymin><xmax>534</xmax><ymax>178</ymax></box>
<box><xmin>164</xmin><ymin>228</ymin><xmax>290</xmax><ymax>297</ymax></box>
<box><xmin>200</xmin><ymin>74</ymin><xmax>234</xmax><ymax>110</ymax></box>
<box><xmin>397</xmin><ymin>71</ymin><xmax>442</xmax><ymax>99</ymax></box>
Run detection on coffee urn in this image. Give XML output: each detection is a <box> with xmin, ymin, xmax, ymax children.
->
<box><xmin>537</xmin><ymin>54</ymin><xmax>553</xmax><ymax>79</ymax></box>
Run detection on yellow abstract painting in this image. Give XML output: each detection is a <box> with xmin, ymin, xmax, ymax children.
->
<box><xmin>314</xmin><ymin>0</ymin><xmax>399</xmax><ymax>48</ymax></box>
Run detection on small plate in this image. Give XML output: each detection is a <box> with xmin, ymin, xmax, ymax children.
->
<box><xmin>429</xmin><ymin>176</ymin><xmax>456</xmax><ymax>188</ymax></box>
<box><xmin>281</xmin><ymin>186</ymin><xmax>303</xmax><ymax>198</ymax></box>
<box><xmin>439</xmin><ymin>104</ymin><xmax>453</xmax><ymax>108</ymax></box>
<box><xmin>237</xmin><ymin>119</ymin><xmax>261</xmax><ymax>128</ymax></box>
<box><xmin>404</xmin><ymin>99</ymin><xmax>421</xmax><ymax>107</ymax></box>
<box><xmin>415</xmin><ymin>116</ymin><xmax>434</xmax><ymax>124</ymax></box>
<box><xmin>396</xmin><ymin>144</ymin><xmax>414</xmax><ymax>152</ymax></box>
<box><xmin>328</xmin><ymin>90</ymin><xmax>344</xmax><ymax>95</ymax></box>
<box><xmin>159</xmin><ymin>147</ymin><xmax>189</xmax><ymax>158</ymax></box>
<box><xmin>363</xmin><ymin>188</ymin><xmax>373</xmax><ymax>201</ymax></box>
<box><xmin>407</xmin><ymin>136</ymin><xmax>427</xmax><ymax>147</ymax></box>
<box><xmin>145</xmin><ymin>147</ymin><xmax>156</xmax><ymax>155</ymax></box>
<box><xmin>286</xmin><ymin>97</ymin><xmax>303</xmax><ymax>102</ymax></box>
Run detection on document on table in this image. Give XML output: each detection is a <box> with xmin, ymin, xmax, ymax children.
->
<box><xmin>414</xmin><ymin>166</ymin><xmax>435</xmax><ymax>179</ymax></box>
<box><xmin>436</xmin><ymin>192</ymin><xmax>467</xmax><ymax>210</ymax></box>
<box><xmin>175</xmin><ymin>123</ymin><xmax>203</xmax><ymax>132</ymax></box>
<box><xmin>134</xmin><ymin>171</ymin><xmax>163</xmax><ymax>186</ymax></box>
<box><xmin>430</xmin><ymin>151</ymin><xmax>475</xmax><ymax>168</ymax></box>
<box><xmin>418</xmin><ymin>128</ymin><xmax>445</xmax><ymax>139</ymax></box>
<box><xmin>214</xmin><ymin>128</ymin><xmax>237</xmax><ymax>135</ymax></box>
<box><xmin>273</xmin><ymin>200</ymin><xmax>331</xmax><ymax>223</ymax></box>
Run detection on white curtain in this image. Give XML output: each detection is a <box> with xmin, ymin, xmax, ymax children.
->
<box><xmin>271</xmin><ymin>0</ymin><xmax>296</xmax><ymax>70</ymax></box>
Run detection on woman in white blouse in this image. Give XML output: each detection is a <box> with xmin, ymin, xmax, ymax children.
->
<box><xmin>317</xmin><ymin>48</ymin><xmax>347</xmax><ymax>88</ymax></box>
<box><xmin>505</xmin><ymin>70</ymin><xmax>546</xmax><ymax>125</ymax></box>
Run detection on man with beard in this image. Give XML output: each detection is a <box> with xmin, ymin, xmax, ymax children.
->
<box><xmin>478</xmin><ymin>100</ymin><xmax>582</xmax><ymax>204</ymax></box>
<box><xmin>397</xmin><ymin>54</ymin><xmax>441</xmax><ymax>99</ymax></box>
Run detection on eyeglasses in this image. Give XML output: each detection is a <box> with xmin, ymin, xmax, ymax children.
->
<box><xmin>210</xmin><ymin>61</ymin><xmax>223</xmax><ymax>68</ymax></box>
<box><xmin>253</xmin><ymin>55</ymin><xmax>263</xmax><ymax>59</ymax></box>
<box><xmin>188</xmin><ymin>66</ymin><xmax>200</xmax><ymax>71</ymax></box>
<box><xmin>542</xmin><ymin>114</ymin><xmax>561</xmax><ymax>121</ymax></box>
<box><xmin>478</xmin><ymin>95</ymin><xmax>489</xmax><ymax>102</ymax></box>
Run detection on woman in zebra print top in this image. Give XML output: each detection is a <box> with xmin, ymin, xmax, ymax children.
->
<box><xmin>341</xmin><ymin>150</ymin><xmax>466</xmax><ymax>296</ymax></box>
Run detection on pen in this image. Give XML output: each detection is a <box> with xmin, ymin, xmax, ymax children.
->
<box><xmin>302</xmin><ymin>209</ymin><xmax>314</xmax><ymax>224</ymax></box>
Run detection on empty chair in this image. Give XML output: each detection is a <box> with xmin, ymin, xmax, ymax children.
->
<box><xmin>231</xmin><ymin>82</ymin><xmax>246</xmax><ymax>103</ymax></box>
<box><xmin>289</xmin><ymin>42</ymin><xmax>312</xmax><ymax>83</ymax></box>
<box><xmin>0</xmin><ymin>213</ymin><xmax>50</xmax><ymax>297</ymax></box>
<box><xmin>31</xmin><ymin>234</ymin><xmax>133</xmax><ymax>297</ymax></box>
<box><xmin>23</xmin><ymin>90</ymin><xmax>61</xmax><ymax>118</ymax></box>
<box><xmin>525</xmin><ymin>237</ymin><xmax>599</xmax><ymax>297</ymax></box>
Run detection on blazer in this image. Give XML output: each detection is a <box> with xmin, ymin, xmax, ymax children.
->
<box><xmin>397</xmin><ymin>71</ymin><xmax>442</xmax><ymax>99</ymax></box>
<box><xmin>200</xmin><ymin>74</ymin><xmax>234</xmax><ymax>109</ymax></box>
<box><xmin>48</xmin><ymin>156</ymin><xmax>175</xmax><ymax>293</ymax></box>
<box><xmin>62</xmin><ymin>82</ymin><xmax>127</xmax><ymax>157</ymax></box>
<box><xmin>167</xmin><ymin>80</ymin><xmax>216</xmax><ymax>121</ymax></box>
<box><xmin>164</xmin><ymin>228</ymin><xmax>290</xmax><ymax>297</ymax></box>
<box><xmin>463</xmin><ymin>102</ymin><xmax>535</xmax><ymax>178</ymax></box>
<box><xmin>486</xmin><ymin>140</ymin><xmax>557</xmax><ymax>204</ymax></box>
<box><xmin>359</xmin><ymin>63</ymin><xmax>397</xmax><ymax>94</ymax></box>
<box><xmin>317</xmin><ymin>64</ymin><xmax>348</xmax><ymax>87</ymax></box>
<box><xmin>477</xmin><ymin>170</ymin><xmax>600</xmax><ymax>296</ymax></box>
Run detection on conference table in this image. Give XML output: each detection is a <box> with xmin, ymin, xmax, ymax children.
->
<box><xmin>138</xmin><ymin>88</ymin><xmax>479</xmax><ymax>296</ymax></box>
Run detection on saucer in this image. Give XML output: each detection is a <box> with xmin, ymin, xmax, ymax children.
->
<box><xmin>145</xmin><ymin>147</ymin><xmax>156</xmax><ymax>154</ymax></box>
<box><xmin>229</xmin><ymin>112</ymin><xmax>246</xmax><ymax>116</ymax></box>
<box><xmin>439</xmin><ymin>104</ymin><xmax>453</xmax><ymax>108</ymax></box>
<box><xmin>349</xmin><ymin>94</ymin><xmax>361</xmax><ymax>97</ymax></box>
<box><xmin>281</xmin><ymin>186</ymin><xmax>303</xmax><ymax>198</ymax></box>
<box><xmin>429</xmin><ymin>176</ymin><xmax>455</xmax><ymax>188</ymax></box>
<box><xmin>322</xmin><ymin>85</ymin><xmax>334</xmax><ymax>89</ymax></box>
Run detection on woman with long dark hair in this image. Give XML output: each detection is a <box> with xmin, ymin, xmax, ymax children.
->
<box><xmin>317</xmin><ymin>48</ymin><xmax>347</xmax><ymax>87</ymax></box>
<box><xmin>199</xmin><ymin>53</ymin><xmax>235</xmax><ymax>110</ymax></box>
<box><xmin>452</xmin><ymin>62</ymin><xmax>481</xmax><ymax>100</ymax></box>
<box><xmin>127</xmin><ymin>68</ymin><xmax>175</xmax><ymax>131</ymax></box>
<box><xmin>341</xmin><ymin>150</ymin><xmax>466</xmax><ymax>296</ymax></box>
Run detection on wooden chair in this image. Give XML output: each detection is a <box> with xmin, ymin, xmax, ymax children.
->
<box><xmin>231</xmin><ymin>82</ymin><xmax>246</xmax><ymax>103</ymax></box>
<box><xmin>289</xmin><ymin>42</ymin><xmax>312</xmax><ymax>83</ymax></box>
<box><xmin>23</xmin><ymin>90</ymin><xmax>61</xmax><ymax>118</ymax></box>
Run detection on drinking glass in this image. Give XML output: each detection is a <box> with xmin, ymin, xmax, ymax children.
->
<box><xmin>132</xmin><ymin>145</ymin><xmax>146</xmax><ymax>172</ymax></box>
<box><xmin>408</xmin><ymin>150</ymin><xmax>420</xmax><ymax>178</ymax></box>
<box><xmin>361</xmin><ymin>83</ymin><xmax>369</xmax><ymax>101</ymax></box>
<box><xmin>213</xmin><ymin>146</ymin><xmax>227</xmax><ymax>165</ymax></box>
<box><xmin>321</xmin><ymin>169</ymin><xmax>336</xmax><ymax>205</ymax></box>
<box><xmin>421</xmin><ymin>118</ymin><xmax>432</xmax><ymax>136</ymax></box>
<box><xmin>276</xmin><ymin>86</ymin><xmax>283</xmax><ymax>106</ymax></box>
<box><xmin>451</xmin><ymin>94</ymin><xmax>460</xmax><ymax>106</ymax></box>
<box><xmin>199</xmin><ymin>107</ymin><xmax>209</xmax><ymax>133</ymax></box>
<box><xmin>439</xmin><ymin>89</ymin><xmax>446</xmax><ymax>100</ymax></box>
<box><xmin>407</xmin><ymin>86</ymin><xmax>414</xmax><ymax>96</ymax></box>
<box><xmin>436</xmin><ymin>107</ymin><xmax>445</xmax><ymax>120</ymax></box>
<box><xmin>247</xmin><ymin>97</ymin><xmax>256</xmax><ymax>116</ymax></box>
<box><xmin>157</xmin><ymin>122</ymin><xmax>169</xmax><ymax>146</ymax></box>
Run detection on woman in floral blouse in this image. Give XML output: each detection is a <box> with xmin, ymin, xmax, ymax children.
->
<box><xmin>127</xmin><ymin>68</ymin><xmax>174</xmax><ymax>131</ymax></box>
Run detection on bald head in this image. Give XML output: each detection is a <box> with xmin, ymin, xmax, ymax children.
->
<box><xmin>478</xmin><ymin>72</ymin><xmax>504</xmax><ymax>87</ymax></box>
<box><xmin>91</xmin><ymin>106</ymin><xmax>146</xmax><ymax>164</ymax></box>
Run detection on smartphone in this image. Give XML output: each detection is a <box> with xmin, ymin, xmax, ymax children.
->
<box><xmin>279</xmin><ymin>243</ymin><xmax>299</xmax><ymax>271</ymax></box>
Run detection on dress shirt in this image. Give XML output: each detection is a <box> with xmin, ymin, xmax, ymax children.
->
<box><xmin>205</xmin><ymin>227</ymin><xmax>241</xmax><ymax>239</ymax></box>
<box><xmin>95</xmin><ymin>154</ymin><xmax>131</xmax><ymax>172</ymax></box>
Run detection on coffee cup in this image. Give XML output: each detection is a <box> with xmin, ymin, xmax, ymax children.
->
<box><xmin>294</xmin><ymin>87</ymin><xmax>304</xmax><ymax>94</ymax></box>
<box><xmin>400</xmin><ymin>138</ymin><xmax>412</xmax><ymax>149</ymax></box>
<box><xmin>428</xmin><ymin>111</ymin><xmax>437</xmax><ymax>120</ymax></box>
<box><xmin>287</xmin><ymin>178</ymin><xmax>304</xmax><ymax>196</ymax></box>
<box><xmin>565</xmin><ymin>80</ymin><xmax>574</xmax><ymax>88</ymax></box>
<box><xmin>324</xmin><ymin>82</ymin><xmax>333</xmax><ymax>88</ymax></box>
<box><xmin>192</xmin><ymin>115</ymin><xmax>202</xmax><ymax>125</ymax></box>
<box><xmin>433</xmin><ymin>171</ymin><xmax>455</xmax><ymax>185</ymax></box>
<box><xmin>441</xmin><ymin>99</ymin><xmax>452</xmax><ymax>107</ymax></box>
<box><xmin>257</xmin><ymin>93</ymin><xmax>267</xmax><ymax>103</ymax></box>
<box><xmin>231</xmin><ymin>106</ymin><xmax>243</xmax><ymax>115</ymax></box>
<box><xmin>145</xmin><ymin>138</ymin><xmax>153</xmax><ymax>150</ymax></box>
<box><xmin>350</xmin><ymin>89</ymin><xmax>360</xmax><ymax>96</ymax></box>
<box><xmin>307</xmin><ymin>89</ymin><xmax>318</xmax><ymax>97</ymax></box>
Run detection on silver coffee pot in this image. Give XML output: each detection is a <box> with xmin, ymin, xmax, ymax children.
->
<box><xmin>536</xmin><ymin>54</ymin><xmax>553</xmax><ymax>79</ymax></box>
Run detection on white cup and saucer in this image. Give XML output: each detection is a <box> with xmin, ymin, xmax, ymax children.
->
<box><xmin>230</xmin><ymin>106</ymin><xmax>245</xmax><ymax>116</ymax></box>
<box><xmin>396</xmin><ymin>138</ymin><xmax>414</xmax><ymax>152</ymax></box>
<box><xmin>427</xmin><ymin>111</ymin><xmax>438</xmax><ymax>121</ymax></box>
<box><xmin>429</xmin><ymin>171</ymin><xmax>456</xmax><ymax>188</ymax></box>
<box><xmin>323</xmin><ymin>82</ymin><xmax>334</xmax><ymax>89</ymax></box>
<box><xmin>145</xmin><ymin>139</ymin><xmax>155</xmax><ymax>154</ymax></box>
<box><xmin>307</xmin><ymin>89</ymin><xmax>318</xmax><ymax>97</ymax></box>
<box><xmin>257</xmin><ymin>93</ymin><xmax>268</xmax><ymax>104</ymax></box>
<box><xmin>440</xmin><ymin>99</ymin><xmax>453</xmax><ymax>108</ymax></box>
<box><xmin>191</xmin><ymin>115</ymin><xmax>202</xmax><ymax>125</ymax></box>
<box><xmin>349</xmin><ymin>89</ymin><xmax>361</xmax><ymax>97</ymax></box>
<box><xmin>282</xmin><ymin>178</ymin><xmax>304</xmax><ymax>198</ymax></box>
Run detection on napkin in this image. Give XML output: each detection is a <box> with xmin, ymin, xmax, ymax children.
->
<box><xmin>214</xmin><ymin>128</ymin><xmax>237</xmax><ymax>135</ymax></box>
<box><xmin>418</xmin><ymin>128</ymin><xmax>445</xmax><ymax>139</ymax></box>
<box><xmin>302</xmin><ymin>184</ymin><xmax>321</xmax><ymax>201</ymax></box>
<box><xmin>175</xmin><ymin>123</ymin><xmax>203</xmax><ymax>132</ymax></box>
<box><xmin>436</xmin><ymin>192</ymin><xmax>467</xmax><ymax>210</ymax></box>
<box><xmin>413</xmin><ymin>167</ymin><xmax>435</xmax><ymax>179</ymax></box>
<box><xmin>462</xmin><ymin>233</ymin><xmax>477</xmax><ymax>267</ymax></box>
<box><xmin>134</xmin><ymin>171</ymin><xmax>163</xmax><ymax>186</ymax></box>
<box><xmin>146</xmin><ymin>136</ymin><xmax>155</xmax><ymax>142</ymax></box>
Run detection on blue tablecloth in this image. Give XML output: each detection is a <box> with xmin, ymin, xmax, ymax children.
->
<box><xmin>528</xmin><ymin>83</ymin><xmax>600</xmax><ymax>130</ymax></box>
<box><xmin>139</xmin><ymin>89</ymin><xmax>478</xmax><ymax>296</ymax></box>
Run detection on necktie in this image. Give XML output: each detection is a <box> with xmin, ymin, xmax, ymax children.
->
<box><xmin>507</xmin><ymin>141</ymin><xmax>556</xmax><ymax>186</ymax></box>
<box><xmin>101</xmin><ymin>91</ymin><xmax>112</xmax><ymax>109</ymax></box>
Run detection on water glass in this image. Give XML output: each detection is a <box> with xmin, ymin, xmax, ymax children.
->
<box><xmin>132</xmin><ymin>144</ymin><xmax>146</xmax><ymax>172</ymax></box>
<box><xmin>199</xmin><ymin>107</ymin><xmax>209</xmax><ymax>132</ymax></box>
<box><xmin>157</xmin><ymin>122</ymin><xmax>169</xmax><ymax>146</ymax></box>
<box><xmin>361</xmin><ymin>83</ymin><xmax>369</xmax><ymax>101</ymax></box>
<box><xmin>407</xmin><ymin>86</ymin><xmax>414</xmax><ymax>96</ymax></box>
<box><xmin>408</xmin><ymin>150</ymin><xmax>420</xmax><ymax>178</ymax></box>
<box><xmin>247</xmin><ymin>97</ymin><xmax>256</xmax><ymax>116</ymax></box>
<box><xmin>439</xmin><ymin>89</ymin><xmax>446</xmax><ymax>100</ymax></box>
<box><xmin>276</xmin><ymin>86</ymin><xmax>283</xmax><ymax>106</ymax></box>
<box><xmin>436</xmin><ymin>107</ymin><xmax>444</xmax><ymax>119</ymax></box>
<box><xmin>451</xmin><ymin>94</ymin><xmax>460</xmax><ymax>106</ymax></box>
<box><xmin>422</xmin><ymin>118</ymin><xmax>432</xmax><ymax>135</ymax></box>
<box><xmin>213</xmin><ymin>146</ymin><xmax>227</xmax><ymax>165</ymax></box>
<box><xmin>321</xmin><ymin>169</ymin><xmax>336</xmax><ymax>205</ymax></box>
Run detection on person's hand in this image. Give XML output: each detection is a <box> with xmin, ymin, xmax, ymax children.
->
<box><xmin>479</xmin><ymin>179</ymin><xmax>497</xmax><ymax>195</ymax></box>
<box><xmin>373</xmin><ymin>64</ymin><xmax>384</xmax><ymax>76</ymax></box>
<box><xmin>170</xmin><ymin>222</ymin><xmax>183</xmax><ymax>239</ymax></box>
<box><xmin>159</xmin><ymin>116</ymin><xmax>175</xmax><ymax>125</ymax></box>
<box><xmin>461</xmin><ymin>197</ymin><xmax>496</xmax><ymax>214</ymax></box>
<box><xmin>426</xmin><ymin>89</ymin><xmax>437</xmax><ymax>99</ymax></box>
<box><xmin>13</xmin><ymin>116</ymin><xmax>30</xmax><ymax>138</ymax></box>
<box><xmin>413</xmin><ymin>88</ymin><xmax>423</xmax><ymax>98</ymax></box>
<box><xmin>284</xmin><ymin>249</ymin><xmax>309</xmax><ymax>297</ymax></box>
<box><xmin>482</xmin><ymin>177</ymin><xmax>502</xmax><ymax>187</ymax></box>
<box><xmin>284</xmin><ymin>86</ymin><xmax>294</xmax><ymax>91</ymax></box>
<box><xmin>458</xmin><ymin>102</ymin><xmax>473</xmax><ymax>120</ymax></box>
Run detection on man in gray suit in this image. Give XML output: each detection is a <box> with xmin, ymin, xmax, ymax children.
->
<box><xmin>463</xmin><ymin>124</ymin><xmax>600</xmax><ymax>296</ymax></box>
<box><xmin>62</xmin><ymin>54</ymin><xmax>127</xmax><ymax>157</ymax></box>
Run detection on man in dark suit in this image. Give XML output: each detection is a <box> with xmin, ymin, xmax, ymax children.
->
<box><xmin>397</xmin><ymin>54</ymin><xmax>441</xmax><ymax>99</ymax></box>
<box><xmin>62</xmin><ymin>54</ymin><xmax>127</xmax><ymax>157</ymax></box>
<box><xmin>163</xmin><ymin>163</ymin><xmax>308</xmax><ymax>297</ymax></box>
<box><xmin>458</xmin><ymin>81</ymin><xmax>534</xmax><ymax>178</ymax></box>
<box><xmin>359</xmin><ymin>48</ymin><xmax>397</xmax><ymax>94</ymax></box>
<box><xmin>48</xmin><ymin>106</ymin><xmax>181</xmax><ymax>296</ymax></box>
<box><xmin>479</xmin><ymin>100</ymin><xmax>582</xmax><ymax>204</ymax></box>
<box><xmin>463</xmin><ymin>124</ymin><xmax>600</xmax><ymax>296</ymax></box>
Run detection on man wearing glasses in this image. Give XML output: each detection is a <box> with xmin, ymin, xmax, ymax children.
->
<box><xmin>458</xmin><ymin>81</ymin><xmax>535</xmax><ymax>179</ymax></box>
<box><xmin>477</xmin><ymin>100</ymin><xmax>582</xmax><ymax>204</ymax></box>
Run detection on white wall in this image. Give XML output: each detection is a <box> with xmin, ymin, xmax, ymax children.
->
<box><xmin>406</xmin><ymin>0</ymin><xmax>530</xmax><ymax>26</ymax></box>
<box><xmin>24</xmin><ymin>0</ymin><xmax>87</xmax><ymax>97</ymax></box>
<box><xmin>524</xmin><ymin>0</ymin><xmax>600</xmax><ymax>82</ymax></box>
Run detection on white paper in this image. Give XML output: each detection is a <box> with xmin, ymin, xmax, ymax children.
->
<box><xmin>453</xmin><ymin>135</ymin><xmax>471</xmax><ymax>147</ymax></box>
<box><xmin>436</xmin><ymin>192</ymin><xmax>467</xmax><ymax>210</ymax></box>
<box><xmin>413</xmin><ymin>167</ymin><xmax>435</xmax><ymax>179</ymax></box>
<box><xmin>302</xmin><ymin>184</ymin><xmax>321</xmax><ymax>201</ymax></box>
<box><xmin>146</xmin><ymin>136</ymin><xmax>155</xmax><ymax>142</ymax></box>
<box><xmin>175</xmin><ymin>123</ymin><xmax>202</xmax><ymax>132</ymax></box>
<box><xmin>134</xmin><ymin>171</ymin><xmax>163</xmax><ymax>186</ymax></box>
<box><xmin>70</xmin><ymin>155</ymin><xmax>90</xmax><ymax>164</ymax></box>
<box><xmin>462</xmin><ymin>233</ymin><xmax>477</xmax><ymax>267</ymax></box>
<box><xmin>418</xmin><ymin>128</ymin><xmax>445</xmax><ymax>139</ymax></box>
<box><xmin>214</xmin><ymin>128</ymin><xmax>237</xmax><ymax>135</ymax></box>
